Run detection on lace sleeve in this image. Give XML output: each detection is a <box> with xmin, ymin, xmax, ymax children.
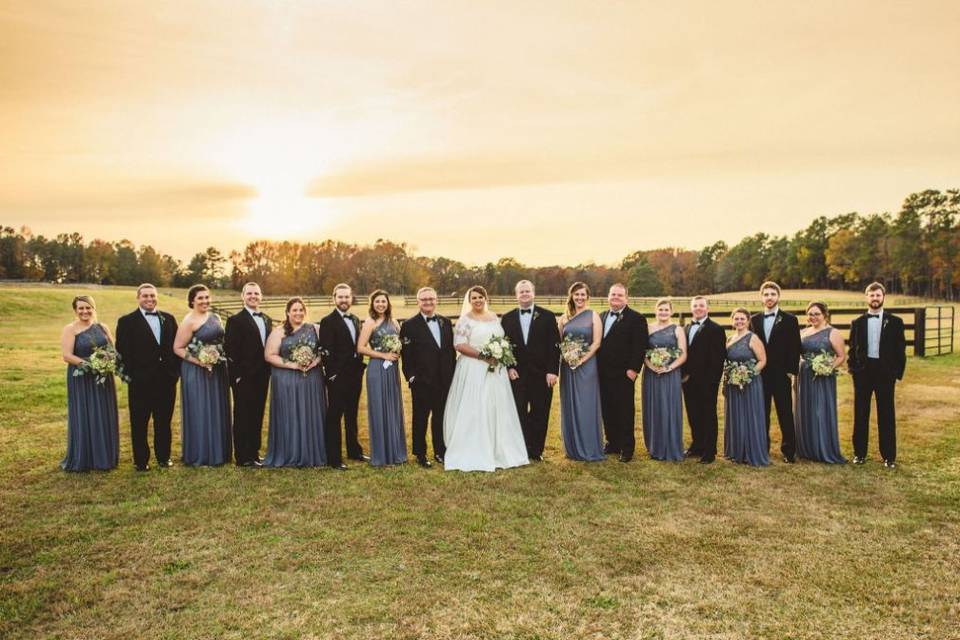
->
<box><xmin>453</xmin><ymin>317</ymin><xmax>472</xmax><ymax>346</ymax></box>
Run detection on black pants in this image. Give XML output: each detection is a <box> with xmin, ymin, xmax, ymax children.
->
<box><xmin>411</xmin><ymin>381</ymin><xmax>448</xmax><ymax>459</ymax></box>
<box><xmin>127</xmin><ymin>377</ymin><xmax>177</xmax><ymax>467</ymax></box>
<box><xmin>510</xmin><ymin>368</ymin><xmax>555</xmax><ymax>458</ymax></box>
<box><xmin>324</xmin><ymin>370</ymin><xmax>364</xmax><ymax>465</ymax></box>
<box><xmin>682</xmin><ymin>379</ymin><xmax>719</xmax><ymax>458</ymax></box>
<box><xmin>600</xmin><ymin>375</ymin><xmax>637</xmax><ymax>458</ymax></box>
<box><xmin>853</xmin><ymin>360</ymin><xmax>897</xmax><ymax>462</ymax></box>
<box><xmin>761</xmin><ymin>370</ymin><xmax>796</xmax><ymax>459</ymax></box>
<box><xmin>231</xmin><ymin>370</ymin><xmax>269</xmax><ymax>463</ymax></box>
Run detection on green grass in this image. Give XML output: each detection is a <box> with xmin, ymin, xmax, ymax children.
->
<box><xmin>1</xmin><ymin>286</ymin><xmax>959</xmax><ymax>639</ymax></box>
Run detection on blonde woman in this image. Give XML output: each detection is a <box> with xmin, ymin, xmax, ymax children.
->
<box><xmin>641</xmin><ymin>298</ymin><xmax>687</xmax><ymax>461</ymax></box>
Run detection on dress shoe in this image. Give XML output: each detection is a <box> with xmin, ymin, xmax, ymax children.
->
<box><xmin>238</xmin><ymin>460</ymin><xmax>262</xmax><ymax>468</ymax></box>
<box><xmin>349</xmin><ymin>454</ymin><xmax>371</xmax><ymax>462</ymax></box>
<box><xmin>157</xmin><ymin>460</ymin><xmax>173</xmax><ymax>468</ymax></box>
<box><xmin>417</xmin><ymin>456</ymin><xmax>432</xmax><ymax>468</ymax></box>
<box><xmin>683</xmin><ymin>448</ymin><xmax>699</xmax><ymax>458</ymax></box>
<box><xmin>529</xmin><ymin>454</ymin><xmax>544</xmax><ymax>462</ymax></box>
<box><xmin>852</xmin><ymin>456</ymin><xmax>866</xmax><ymax>465</ymax></box>
<box><xmin>699</xmin><ymin>456</ymin><xmax>716</xmax><ymax>464</ymax></box>
<box><xmin>618</xmin><ymin>454</ymin><xmax>632</xmax><ymax>463</ymax></box>
<box><xmin>884</xmin><ymin>460</ymin><xmax>897</xmax><ymax>469</ymax></box>
<box><xmin>782</xmin><ymin>455</ymin><xmax>796</xmax><ymax>464</ymax></box>
<box><xmin>330</xmin><ymin>463</ymin><xmax>349</xmax><ymax>471</ymax></box>
<box><xmin>433</xmin><ymin>454</ymin><xmax>444</xmax><ymax>464</ymax></box>
<box><xmin>135</xmin><ymin>464</ymin><xmax>150</xmax><ymax>472</ymax></box>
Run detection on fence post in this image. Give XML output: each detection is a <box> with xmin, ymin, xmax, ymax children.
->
<box><xmin>914</xmin><ymin>307</ymin><xmax>926</xmax><ymax>357</ymax></box>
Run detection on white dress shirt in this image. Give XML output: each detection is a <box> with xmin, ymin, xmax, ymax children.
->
<box><xmin>245</xmin><ymin>306</ymin><xmax>266</xmax><ymax>345</ymax></box>
<box><xmin>422</xmin><ymin>313</ymin><xmax>442</xmax><ymax>347</ymax></box>
<box><xmin>518</xmin><ymin>306</ymin><xmax>534</xmax><ymax>345</ymax></box>
<box><xmin>140</xmin><ymin>307</ymin><xmax>161</xmax><ymax>344</ymax></box>
<box><xmin>867</xmin><ymin>309</ymin><xmax>883</xmax><ymax>359</ymax></box>
<box><xmin>603</xmin><ymin>309</ymin><xmax>622</xmax><ymax>338</ymax></box>
<box><xmin>762</xmin><ymin>307</ymin><xmax>779</xmax><ymax>342</ymax></box>
<box><xmin>339</xmin><ymin>310</ymin><xmax>357</xmax><ymax>344</ymax></box>
<box><xmin>688</xmin><ymin>317</ymin><xmax>706</xmax><ymax>344</ymax></box>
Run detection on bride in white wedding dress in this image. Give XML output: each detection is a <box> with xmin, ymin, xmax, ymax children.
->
<box><xmin>443</xmin><ymin>286</ymin><xmax>530</xmax><ymax>472</ymax></box>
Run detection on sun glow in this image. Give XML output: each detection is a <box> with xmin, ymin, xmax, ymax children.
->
<box><xmin>242</xmin><ymin>177</ymin><xmax>335</xmax><ymax>239</ymax></box>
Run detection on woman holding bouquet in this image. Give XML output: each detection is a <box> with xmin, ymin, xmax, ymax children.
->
<box><xmin>442</xmin><ymin>286</ymin><xmax>528</xmax><ymax>472</ymax></box>
<box><xmin>262</xmin><ymin>297</ymin><xmax>327</xmax><ymax>467</ymax></box>
<box><xmin>795</xmin><ymin>302</ymin><xmax>847</xmax><ymax>463</ymax></box>
<box><xmin>59</xmin><ymin>295</ymin><xmax>120</xmax><ymax>471</ymax></box>
<box><xmin>357</xmin><ymin>290</ymin><xmax>407</xmax><ymax>466</ymax></box>
<box><xmin>641</xmin><ymin>298</ymin><xmax>687</xmax><ymax>461</ymax></box>
<box><xmin>173</xmin><ymin>285</ymin><xmax>232</xmax><ymax>466</ymax></box>
<box><xmin>723</xmin><ymin>308</ymin><xmax>768</xmax><ymax>466</ymax></box>
<box><xmin>558</xmin><ymin>282</ymin><xmax>605</xmax><ymax>462</ymax></box>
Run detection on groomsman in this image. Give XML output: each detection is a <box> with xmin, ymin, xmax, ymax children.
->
<box><xmin>318</xmin><ymin>283</ymin><xmax>367</xmax><ymax>470</ymax></box>
<box><xmin>502</xmin><ymin>280</ymin><xmax>561</xmax><ymax>461</ymax></box>
<box><xmin>400</xmin><ymin>287</ymin><xmax>456</xmax><ymax>467</ymax></box>
<box><xmin>224</xmin><ymin>282</ymin><xmax>272</xmax><ymax>468</ymax></box>
<box><xmin>597</xmin><ymin>283</ymin><xmax>648</xmax><ymax>462</ymax></box>
<box><xmin>680</xmin><ymin>296</ymin><xmax>727</xmax><ymax>464</ymax></box>
<box><xmin>750</xmin><ymin>281</ymin><xmax>801</xmax><ymax>462</ymax></box>
<box><xmin>115</xmin><ymin>283</ymin><xmax>180</xmax><ymax>471</ymax></box>
<box><xmin>847</xmin><ymin>282</ymin><xmax>906</xmax><ymax>468</ymax></box>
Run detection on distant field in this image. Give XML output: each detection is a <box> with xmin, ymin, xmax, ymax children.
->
<box><xmin>1</xmin><ymin>284</ymin><xmax>959</xmax><ymax>639</ymax></box>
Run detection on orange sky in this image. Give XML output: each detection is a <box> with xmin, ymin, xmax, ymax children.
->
<box><xmin>1</xmin><ymin>1</ymin><xmax>958</xmax><ymax>265</ymax></box>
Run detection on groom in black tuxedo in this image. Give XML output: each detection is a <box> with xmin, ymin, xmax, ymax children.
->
<box><xmin>597</xmin><ymin>283</ymin><xmax>648</xmax><ymax>462</ymax></box>
<box><xmin>680</xmin><ymin>296</ymin><xmax>727</xmax><ymax>464</ymax></box>
<box><xmin>847</xmin><ymin>282</ymin><xmax>906</xmax><ymax>468</ymax></box>
<box><xmin>224</xmin><ymin>282</ymin><xmax>272</xmax><ymax>467</ymax></box>
<box><xmin>400</xmin><ymin>286</ymin><xmax>456</xmax><ymax>467</ymax></box>
<box><xmin>502</xmin><ymin>280</ymin><xmax>561</xmax><ymax>461</ymax></box>
<box><xmin>750</xmin><ymin>281</ymin><xmax>801</xmax><ymax>463</ymax></box>
<box><xmin>318</xmin><ymin>283</ymin><xmax>367</xmax><ymax>470</ymax></box>
<box><xmin>115</xmin><ymin>283</ymin><xmax>180</xmax><ymax>471</ymax></box>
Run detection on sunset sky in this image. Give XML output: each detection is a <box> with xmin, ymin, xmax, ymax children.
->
<box><xmin>1</xmin><ymin>1</ymin><xmax>958</xmax><ymax>266</ymax></box>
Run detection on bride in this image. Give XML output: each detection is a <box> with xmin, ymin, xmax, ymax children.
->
<box><xmin>443</xmin><ymin>286</ymin><xmax>530</xmax><ymax>472</ymax></box>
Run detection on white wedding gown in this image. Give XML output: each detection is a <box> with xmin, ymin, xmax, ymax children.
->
<box><xmin>443</xmin><ymin>316</ymin><xmax>530</xmax><ymax>472</ymax></box>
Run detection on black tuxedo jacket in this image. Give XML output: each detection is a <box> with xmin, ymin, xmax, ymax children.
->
<box><xmin>681</xmin><ymin>317</ymin><xmax>726</xmax><ymax>385</ymax></box>
<box><xmin>847</xmin><ymin>312</ymin><xmax>906</xmax><ymax>380</ymax></box>
<box><xmin>224</xmin><ymin>309</ymin><xmax>273</xmax><ymax>383</ymax></box>
<box><xmin>399</xmin><ymin>314</ymin><xmax>456</xmax><ymax>389</ymax></box>
<box><xmin>115</xmin><ymin>308</ymin><xmax>180</xmax><ymax>383</ymax></box>
<box><xmin>317</xmin><ymin>310</ymin><xmax>365</xmax><ymax>380</ymax></box>
<box><xmin>501</xmin><ymin>305</ymin><xmax>561</xmax><ymax>377</ymax></box>
<box><xmin>597</xmin><ymin>306</ymin><xmax>648</xmax><ymax>379</ymax></box>
<box><xmin>750</xmin><ymin>309</ymin><xmax>801</xmax><ymax>376</ymax></box>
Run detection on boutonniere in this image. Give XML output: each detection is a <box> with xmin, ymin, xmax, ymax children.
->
<box><xmin>774</xmin><ymin>314</ymin><xmax>783</xmax><ymax>326</ymax></box>
<box><xmin>532</xmin><ymin>310</ymin><xmax>540</xmax><ymax>321</ymax></box>
<box><xmin>882</xmin><ymin>318</ymin><xmax>889</xmax><ymax>330</ymax></box>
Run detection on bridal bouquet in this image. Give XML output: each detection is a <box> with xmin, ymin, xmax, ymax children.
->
<box><xmin>646</xmin><ymin>346</ymin><xmax>682</xmax><ymax>371</ymax></box>
<box><xmin>287</xmin><ymin>336</ymin><xmax>318</xmax><ymax>377</ymax></box>
<box><xmin>372</xmin><ymin>333</ymin><xmax>407</xmax><ymax>369</ymax></box>
<box><xmin>74</xmin><ymin>345</ymin><xmax>128</xmax><ymax>385</ymax></box>
<box><xmin>188</xmin><ymin>337</ymin><xmax>226</xmax><ymax>375</ymax></box>
<box><xmin>560</xmin><ymin>334</ymin><xmax>589</xmax><ymax>368</ymax></box>
<box><xmin>723</xmin><ymin>359</ymin><xmax>759</xmax><ymax>390</ymax></box>
<box><xmin>804</xmin><ymin>350</ymin><xmax>841</xmax><ymax>377</ymax></box>
<box><xmin>479</xmin><ymin>335</ymin><xmax>517</xmax><ymax>372</ymax></box>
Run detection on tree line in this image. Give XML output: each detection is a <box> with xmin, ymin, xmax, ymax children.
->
<box><xmin>2</xmin><ymin>188</ymin><xmax>957</xmax><ymax>299</ymax></box>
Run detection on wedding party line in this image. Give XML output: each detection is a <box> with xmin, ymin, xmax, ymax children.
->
<box><xmin>59</xmin><ymin>278</ymin><xmax>908</xmax><ymax>474</ymax></box>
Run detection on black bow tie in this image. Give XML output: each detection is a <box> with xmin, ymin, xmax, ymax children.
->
<box><xmin>520</xmin><ymin>309</ymin><xmax>532</xmax><ymax>315</ymax></box>
<box><xmin>610</xmin><ymin>311</ymin><xmax>621</xmax><ymax>318</ymax></box>
<box><xmin>764</xmin><ymin>313</ymin><xmax>776</xmax><ymax>318</ymax></box>
<box><xmin>252</xmin><ymin>312</ymin><xmax>264</xmax><ymax>317</ymax></box>
<box><xmin>144</xmin><ymin>311</ymin><xmax>158</xmax><ymax>316</ymax></box>
<box><xmin>867</xmin><ymin>314</ymin><xmax>880</xmax><ymax>320</ymax></box>
<box><xmin>342</xmin><ymin>313</ymin><xmax>353</xmax><ymax>320</ymax></box>
<box><xmin>425</xmin><ymin>316</ymin><xmax>438</xmax><ymax>323</ymax></box>
<box><xmin>691</xmin><ymin>320</ymin><xmax>701</xmax><ymax>326</ymax></box>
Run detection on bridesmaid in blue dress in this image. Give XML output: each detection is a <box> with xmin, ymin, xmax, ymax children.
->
<box><xmin>59</xmin><ymin>295</ymin><xmax>120</xmax><ymax>471</ymax></box>
<box><xmin>357</xmin><ymin>290</ymin><xmax>407</xmax><ymax>466</ymax></box>
<box><xmin>174</xmin><ymin>285</ymin><xmax>232</xmax><ymax>466</ymax></box>
<box><xmin>559</xmin><ymin>282</ymin><xmax>606</xmax><ymax>462</ymax></box>
<box><xmin>723</xmin><ymin>307</ymin><xmax>769</xmax><ymax>467</ymax></box>
<box><xmin>263</xmin><ymin>297</ymin><xmax>327</xmax><ymax>467</ymax></box>
<box><xmin>795</xmin><ymin>302</ymin><xmax>847</xmax><ymax>463</ymax></box>
<box><xmin>642</xmin><ymin>298</ymin><xmax>687</xmax><ymax>461</ymax></box>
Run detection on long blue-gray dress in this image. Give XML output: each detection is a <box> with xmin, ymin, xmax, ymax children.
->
<box><xmin>180</xmin><ymin>314</ymin><xmax>232</xmax><ymax>466</ymax></box>
<box><xmin>366</xmin><ymin>322</ymin><xmax>407</xmax><ymax>466</ymax></box>
<box><xmin>723</xmin><ymin>332</ymin><xmax>769</xmax><ymax>467</ymax></box>
<box><xmin>559</xmin><ymin>310</ymin><xmax>605</xmax><ymax>461</ymax></box>
<box><xmin>641</xmin><ymin>325</ymin><xmax>684</xmax><ymax>461</ymax></box>
<box><xmin>62</xmin><ymin>323</ymin><xmax>120</xmax><ymax>471</ymax></box>
<box><xmin>264</xmin><ymin>324</ymin><xmax>327</xmax><ymax>467</ymax></box>
<box><xmin>795</xmin><ymin>328</ymin><xmax>846</xmax><ymax>464</ymax></box>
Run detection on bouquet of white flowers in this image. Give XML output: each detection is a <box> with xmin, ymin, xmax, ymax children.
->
<box><xmin>188</xmin><ymin>337</ymin><xmax>226</xmax><ymax>375</ymax></box>
<box><xmin>723</xmin><ymin>359</ymin><xmax>759</xmax><ymax>390</ymax></box>
<box><xmin>74</xmin><ymin>344</ymin><xmax>128</xmax><ymax>385</ymax></box>
<box><xmin>286</xmin><ymin>336</ymin><xmax>317</xmax><ymax>377</ymax></box>
<box><xmin>804</xmin><ymin>350</ymin><xmax>841</xmax><ymax>377</ymax></box>
<box><xmin>560</xmin><ymin>334</ymin><xmax>589</xmax><ymax>368</ymax></box>
<box><xmin>373</xmin><ymin>333</ymin><xmax>407</xmax><ymax>369</ymax></box>
<box><xmin>479</xmin><ymin>335</ymin><xmax>517</xmax><ymax>372</ymax></box>
<box><xmin>646</xmin><ymin>346</ymin><xmax>682</xmax><ymax>371</ymax></box>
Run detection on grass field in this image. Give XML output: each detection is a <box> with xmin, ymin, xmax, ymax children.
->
<box><xmin>1</xmin><ymin>286</ymin><xmax>959</xmax><ymax>639</ymax></box>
